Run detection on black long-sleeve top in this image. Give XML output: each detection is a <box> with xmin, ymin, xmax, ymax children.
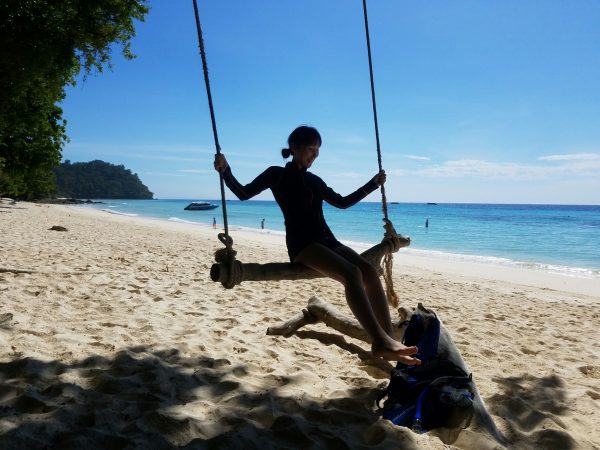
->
<box><xmin>222</xmin><ymin>161</ymin><xmax>378</xmax><ymax>260</ymax></box>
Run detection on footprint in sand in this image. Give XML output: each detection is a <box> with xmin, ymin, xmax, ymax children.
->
<box><xmin>520</xmin><ymin>347</ymin><xmax>539</xmax><ymax>356</ymax></box>
<box><xmin>100</xmin><ymin>322</ymin><xmax>128</xmax><ymax>328</ymax></box>
<box><xmin>196</xmin><ymin>357</ymin><xmax>232</xmax><ymax>370</ymax></box>
<box><xmin>12</xmin><ymin>393</ymin><xmax>53</xmax><ymax>414</ymax></box>
<box><xmin>586</xmin><ymin>390</ymin><xmax>600</xmax><ymax>400</ymax></box>
<box><xmin>559</xmin><ymin>335</ymin><xmax>580</xmax><ymax>343</ymax></box>
<box><xmin>263</xmin><ymin>374</ymin><xmax>291</xmax><ymax>387</ymax></box>
<box><xmin>261</xmin><ymin>365</ymin><xmax>276</xmax><ymax>374</ymax></box>
<box><xmin>90</xmin><ymin>341</ymin><xmax>115</xmax><ymax>351</ymax></box>
<box><xmin>0</xmin><ymin>385</ymin><xmax>24</xmax><ymax>402</ymax></box>
<box><xmin>215</xmin><ymin>317</ymin><xmax>241</xmax><ymax>327</ymax></box>
<box><xmin>579</xmin><ymin>365</ymin><xmax>600</xmax><ymax>379</ymax></box>
<box><xmin>0</xmin><ymin>312</ymin><xmax>13</xmax><ymax>326</ymax></box>
<box><xmin>264</xmin><ymin>349</ymin><xmax>279</xmax><ymax>360</ymax></box>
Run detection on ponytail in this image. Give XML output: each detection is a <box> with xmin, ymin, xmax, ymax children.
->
<box><xmin>281</xmin><ymin>148</ymin><xmax>291</xmax><ymax>159</ymax></box>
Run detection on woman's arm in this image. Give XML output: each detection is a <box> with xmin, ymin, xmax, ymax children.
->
<box><xmin>321</xmin><ymin>170</ymin><xmax>385</xmax><ymax>209</ymax></box>
<box><xmin>214</xmin><ymin>154</ymin><xmax>278</xmax><ymax>200</ymax></box>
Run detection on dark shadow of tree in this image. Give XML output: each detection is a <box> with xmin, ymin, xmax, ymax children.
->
<box><xmin>0</xmin><ymin>346</ymin><xmax>416</xmax><ymax>450</ymax></box>
<box><xmin>488</xmin><ymin>373</ymin><xmax>577</xmax><ymax>450</ymax></box>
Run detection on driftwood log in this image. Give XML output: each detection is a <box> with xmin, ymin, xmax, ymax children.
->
<box><xmin>266</xmin><ymin>296</ymin><xmax>408</xmax><ymax>342</ymax></box>
<box><xmin>268</xmin><ymin>298</ymin><xmax>506</xmax><ymax>449</ymax></box>
<box><xmin>210</xmin><ymin>234</ymin><xmax>410</xmax><ymax>289</ymax></box>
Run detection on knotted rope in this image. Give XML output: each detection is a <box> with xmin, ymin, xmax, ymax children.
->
<box><xmin>192</xmin><ymin>0</ymin><xmax>237</xmax><ymax>270</ymax></box>
<box><xmin>213</xmin><ymin>233</ymin><xmax>243</xmax><ymax>288</ymax></box>
<box><xmin>362</xmin><ymin>0</ymin><xmax>398</xmax><ymax>307</ymax></box>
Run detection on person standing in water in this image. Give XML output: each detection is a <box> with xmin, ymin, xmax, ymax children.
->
<box><xmin>212</xmin><ymin>217</ymin><xmax>216</xmax><ymax>229</ymax></box>
<box><xmin>214</xmin><ymin>125</ymin><xmax>420</xmax><ymax>365</ymax></box>
<box><xmin>261</xmin><ymin>218</ymin><xmax>265</xmax><ymax>230</ymax></box>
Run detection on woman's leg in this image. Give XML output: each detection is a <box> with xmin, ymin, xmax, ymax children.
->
<box><xmin>294</xmin><ymin>243</ymin><xmax>419</xmax><ymax>364</ymax></box>
<box><xmin>333</xmin><ymin>245</ymin><xmax>394</xmax><ymax>337</ymax></box>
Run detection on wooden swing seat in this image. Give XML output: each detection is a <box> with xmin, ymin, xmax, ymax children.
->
<box><xmin>210</xmin><ymin>234</ymin><xmax>410</xmax><ymax>289</ymax></box>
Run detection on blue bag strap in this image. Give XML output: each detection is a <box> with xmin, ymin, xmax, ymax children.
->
<box><xmin>411</xmin><ymin>385</ymin><xmax>430</xmax><ymax>434</ymax></box>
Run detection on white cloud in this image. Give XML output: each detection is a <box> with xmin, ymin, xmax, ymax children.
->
<box><xmin>404</xmin><ymin>154</ymin><xmax>431</xmax><ymax>161</ymax></box>
<box><xmin>388</xmin><ymin>168</ymin><xmax>410</xmax><ymax>177</ymax></box>
<box><xmin>414</xmin><ymin>158</ymin><xmax>600</xmax><ymax>179</ymax></box>
<box><xmin>538</xmin><ymin>153</ymin><xmax>600</xmax><ymax>161</ymax></box>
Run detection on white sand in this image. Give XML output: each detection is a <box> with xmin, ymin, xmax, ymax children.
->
<box><xmin>1</xmin><ymin>201</ymin><xmax>598</xmax><ymax>449</ymax></box>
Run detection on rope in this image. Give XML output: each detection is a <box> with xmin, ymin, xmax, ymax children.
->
<box><xmin>192</xmin><ymin>0</ymin><xmax>233</xmax><ymax>254</ymax></box>
<box><xmin>361</xmin><ymin>0</ymin><xmax>398</xmax><ymax>307</ymax></box>
<box><xmin>192</xmin><ymin>0</ymin><xmax>400</xmax><ymax>300</ymax></box>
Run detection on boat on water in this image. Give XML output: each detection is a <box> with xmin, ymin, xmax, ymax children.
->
<box><xmin>184</xmin><ymin>202</ymin><xmax>219</xmax><ymax>211</ymax></box>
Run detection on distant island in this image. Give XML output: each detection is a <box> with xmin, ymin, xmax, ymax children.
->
<box><xmin>53</xmin><ymin>160</ymin><xmax>153</xmax><ymax>199</ymax></box>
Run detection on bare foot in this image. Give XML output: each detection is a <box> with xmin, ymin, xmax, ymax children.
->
<box><xmin>372</xmin><ymin>342</ymin><xmax>421</xmax><ymax>365</ymax></box>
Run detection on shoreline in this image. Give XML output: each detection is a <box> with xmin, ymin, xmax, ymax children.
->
<box><xmin>81</xmin><ymin>204</ymin><xmax>600</xmax><ymax>298</ymax></box>
<box><xmin>1</xmin><ymin>201</ymin><xmax>599</xmax><ymax>449</ymax></box>
<box><xmin>84</xmin><ymin>201</ymin><xmax>600</xmax><ymax>280</ymax></box>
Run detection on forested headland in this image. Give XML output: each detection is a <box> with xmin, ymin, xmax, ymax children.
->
<box><xmin>54</xmin><ymin>160</ymin><xmax>153</xmax><ymax>199</ymax></box>
<box><xmin>0</xmin><ymin>1</ymin><xmax>150</xmax><ymax>200</ymax></box>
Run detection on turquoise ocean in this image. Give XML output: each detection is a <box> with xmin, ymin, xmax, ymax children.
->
<box><xmin>80</xmin><ymin>199</ymin><xmax>600</xmax><ymax>279</ymax></box>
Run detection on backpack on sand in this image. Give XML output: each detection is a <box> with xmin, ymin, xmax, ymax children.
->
<box><xmin>377</xmin><ymin>310</ymin><xmax>475</xmax><ymax>433</ymax></box>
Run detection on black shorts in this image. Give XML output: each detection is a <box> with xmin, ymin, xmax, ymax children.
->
<box><xmin>288</xmin><ymin>235</ymin><xmax>343</xmax><ymax>262</ymax></box>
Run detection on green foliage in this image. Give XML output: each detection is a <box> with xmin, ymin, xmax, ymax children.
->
<box><xmin>0</xmin><ymin>0</ymin><xmax>149</xmax><ymax>199</ymax></box>
<box><xmin>0</xmin><ymin>156</ymin><xmax>8</xmax><ymax>195</ymax></box>
<box><xmin>54</xmin><ymin>160</ymin><xmax>153</xmax><ymax>199</ymax></box>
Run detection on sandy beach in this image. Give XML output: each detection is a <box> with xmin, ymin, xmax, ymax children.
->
<box><xmin>1</xmin><ymin>201</ymin><xmax>598</xmax><ymax>449</ymax></box>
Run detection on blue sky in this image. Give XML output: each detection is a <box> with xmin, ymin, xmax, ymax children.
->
<box><xmin>61</xmin><ymin>0</ymin><xmax>600</xmax><ymax>204</ymax></box>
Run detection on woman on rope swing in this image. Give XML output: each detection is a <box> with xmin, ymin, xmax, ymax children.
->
<box><xmin>214</xmin><ymin>125</ymin><xmax>420</xmax><ymax>365</ymax></box>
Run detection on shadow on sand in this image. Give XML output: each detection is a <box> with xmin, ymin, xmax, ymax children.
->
<box><xmin>0</xmin><ymin>346</ymin><xmax>418</xmax><ymax>450</ymax></box>
<box><xmin>0</xmin><ymin>345</ymin><xmax>580</xmax><ymax>449</ymax></box>
<box><xmin>489</xmin><ymin>373</ymin><xmax>576</xmax><ymax>450</ymax></box>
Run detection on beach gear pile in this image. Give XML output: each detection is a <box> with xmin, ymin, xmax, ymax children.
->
<box><xmin>377</xmin><ymin>308</ymin><xmax>475</xmax><ymax>433</ymax></box>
